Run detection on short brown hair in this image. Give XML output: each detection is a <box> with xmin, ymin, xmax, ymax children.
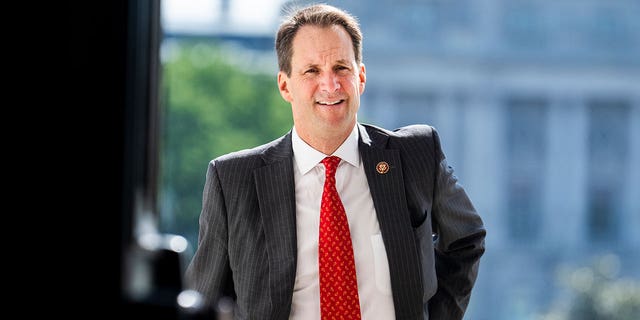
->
<box><xmin>275</xmin><ymin>4</ymin><xmax>363</xmax><ymax>76</ymax></box>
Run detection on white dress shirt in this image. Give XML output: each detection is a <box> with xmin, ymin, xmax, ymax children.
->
<box><xmin>289</xmin><ymin>124</ymin><xmax>396</xmax><ymax>320</ymax></box>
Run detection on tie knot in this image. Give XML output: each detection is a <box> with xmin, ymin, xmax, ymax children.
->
<box><xmin>321</xmin><ymin>156</ymin><xmax>341</xmax><ymax>177</ymax></box>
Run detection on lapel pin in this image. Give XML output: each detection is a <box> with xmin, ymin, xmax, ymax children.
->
<box><xmin>376</xmin><ymin>161</ymin><xmax>390</xmax><ymax>174</ymax></box>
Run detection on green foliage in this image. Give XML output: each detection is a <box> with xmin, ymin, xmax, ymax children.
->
<box><xmin>158</xmin><ymin>40</ymin><xmax>292</xmax><ymax>247</ymax></box>
<box><xmin>539</xmin><ymin>254</ymin><xmax>640</xmax><ymax>320</ymax></box>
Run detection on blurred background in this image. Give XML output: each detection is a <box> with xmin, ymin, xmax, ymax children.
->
<box><xmin>145</xmin><ymin>0</ymin><xmax>640</xmax><ymax>318</ymax></box>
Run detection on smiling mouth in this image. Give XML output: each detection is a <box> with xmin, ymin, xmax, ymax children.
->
<box><xmin>317</xmin><ymin>99</ymin><xmax>345</xmax><ymax>106</ymax></box>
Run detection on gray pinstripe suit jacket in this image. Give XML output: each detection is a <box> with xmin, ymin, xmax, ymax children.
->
<box><xmin>185</xmin><ymin>123</ymin><xmax>486</xmax><ymax>320</ymax></box>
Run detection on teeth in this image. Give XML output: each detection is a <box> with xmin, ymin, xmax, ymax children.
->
<box><xmin>318</xmin><ymin>100</ymin><xmax>341</xmax><ymax>105</ymax></box>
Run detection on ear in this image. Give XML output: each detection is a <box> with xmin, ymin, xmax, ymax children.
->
<box><xmin>277</xmin><ymin>71</ymin><xmax>293</xmax><ymax>102</ymax></box>
<box><xmin>358</xmin><ymin>63</ymin><xmax>366</xmax><ymax>94</ymax></box>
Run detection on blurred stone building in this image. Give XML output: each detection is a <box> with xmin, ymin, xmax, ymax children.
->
<box><xmin>331</xmin><ymin>1</ymin><xmax>640</xmax><ymax>318</ymax></box>
<box><xmin>163</xmin><ymin>0</ymin><xmax>640</xmax><ymax>318</ymax></box>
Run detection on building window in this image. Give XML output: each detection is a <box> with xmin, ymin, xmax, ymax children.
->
<box><xmin>505</xmin><ymin>97</ymin><xmax>547</xmax><ymax>242</ymax></box>
<box><xmin>587</xmin><ymin>99</ymin><xmax>630</xmax><ymax>242</ymax></box>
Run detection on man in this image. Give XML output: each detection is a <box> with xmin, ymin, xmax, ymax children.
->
<box><xmin>185</xmin><ymin>4</ymin><xmax>486</xmax><ymax>320</ymax></box>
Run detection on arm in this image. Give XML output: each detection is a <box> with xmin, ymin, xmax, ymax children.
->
<box><xmin>428</xmin><ymin>130</ymin><xmax>486</xmax><ymax>320</ymax></box>
<box><xmin>184</xmin><ymin>160</ymin><xmax>235</xmax><ymax>308</ymax></box>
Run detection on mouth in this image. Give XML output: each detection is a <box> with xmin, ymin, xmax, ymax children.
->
<box><xmin>316</xmin><ymin>99</ymin><xmax>345</xmax><ymax>106</ymax></box>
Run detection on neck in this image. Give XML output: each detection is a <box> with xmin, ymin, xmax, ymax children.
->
<box><xmin>296</xmin><ymin>125</ymin><xmax>353</xmax><ymax>155</ymax></box>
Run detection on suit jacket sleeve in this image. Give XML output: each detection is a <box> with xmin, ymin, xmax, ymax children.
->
<box><xmin>428</xmin><ymin>129</ymin><xmax>486</xmax><ymax>319</ymax></box>
<box><xmin>184</xmin><ymin>160</ymin><xmax>235</xmax><ymax>307</ymax></box>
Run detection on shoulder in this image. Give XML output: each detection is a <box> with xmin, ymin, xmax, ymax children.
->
<box><xmin>391</xmin><ymin>124</ymin><xmax>437</xmax><ymax>138</ymax></box>
<box><xmin>360</xmin><ymin>123</ymin><xmax>443</xmax><ymax>160</ymax></box>
<box><xmin>361</xmin><ymin>122</ymin><xmax>438</xmax><ymax>142</ymax></box>
<box><xmin>210</xmin><ymin>133</ymin><xmax>291</xmax><ymax>170</ymax></box>
<box><xmin>362</xmin><ymin>122</ymin><xmax>435</xmax><ymax>136</ymax></box>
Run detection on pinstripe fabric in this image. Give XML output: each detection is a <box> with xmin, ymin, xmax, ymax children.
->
<box><xmin>185</xmin><ymin>124</ymin><xmax>486</xmax><ymax>320</ymax></box>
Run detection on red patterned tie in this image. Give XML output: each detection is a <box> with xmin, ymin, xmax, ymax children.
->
<box><xmin>319</xmin><ymin>156</ymin><xmax>362</xmax><ymax>319</ymax></box>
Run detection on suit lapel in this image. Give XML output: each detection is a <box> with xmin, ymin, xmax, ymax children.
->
<box><xmin>254</xmin><ymin>133</ymin><xmax>297</xmax><ymax>317</ymax></box>
<box><xmin>252</xmin><ymin>126</ymin><xmax>423</xmax><ymax>318</ymax></box>
<box><xmin>359</xmin><ymin>124</ymin><xmax>423</xmax><ymax>319</ymax></box>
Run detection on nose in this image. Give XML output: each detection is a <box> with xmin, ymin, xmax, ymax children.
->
<box><xmin>319</xmin><ymin>71</ymin><xmax>340</xmax><ymax>93</ymax></box>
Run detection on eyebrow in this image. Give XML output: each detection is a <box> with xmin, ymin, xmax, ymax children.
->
<box><xmin>302</xmin><ymin>59</ymin><xmax>351</xmax><ymax>69</ymax></box>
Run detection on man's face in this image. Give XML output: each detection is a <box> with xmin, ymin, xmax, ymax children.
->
<box><xmin>278</xmin><ymin>25</ymin><xmax>366</xmax><ymax>145</ymax></box>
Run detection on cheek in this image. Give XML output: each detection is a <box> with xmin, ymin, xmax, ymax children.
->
<box><xmin>340</xmin><ymin>74</ymin><xmax>360</xmax><ymax>90</ymax></box>
<box><xmin>296</xmin><ymin>80</ymin><xmax>316</xmax><ymax>98</ymax></box>
<box><xmin>343</xmin><ymin>79</ymin><xmax>359</xmax><ymax>93</ymax></box>
<box><xmin>290</xmin><ymin>83</ymin><xmax>315</xmax><ymax>108</ymax></box>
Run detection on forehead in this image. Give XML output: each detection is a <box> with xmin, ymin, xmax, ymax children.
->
<box><xmin>291</xmin><ymin>25</ymin><xmax>355</xmax><ymax>66</ymax></box>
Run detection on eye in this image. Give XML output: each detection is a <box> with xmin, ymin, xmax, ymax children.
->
<box><xmin>304</xmin><ymin>68</ymin><xmax>318</xmax><ymax>74</ymax></box>
<box><xmin>335</xmin><ymin>65</ymin><xmax>350</xmax><ymax>73</ymax></box>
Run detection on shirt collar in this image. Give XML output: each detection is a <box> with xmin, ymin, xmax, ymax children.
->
<box><xmin>292</xmin><ymin>123</ymin><xmax>361</xmax><ymax>175</ymax></box>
